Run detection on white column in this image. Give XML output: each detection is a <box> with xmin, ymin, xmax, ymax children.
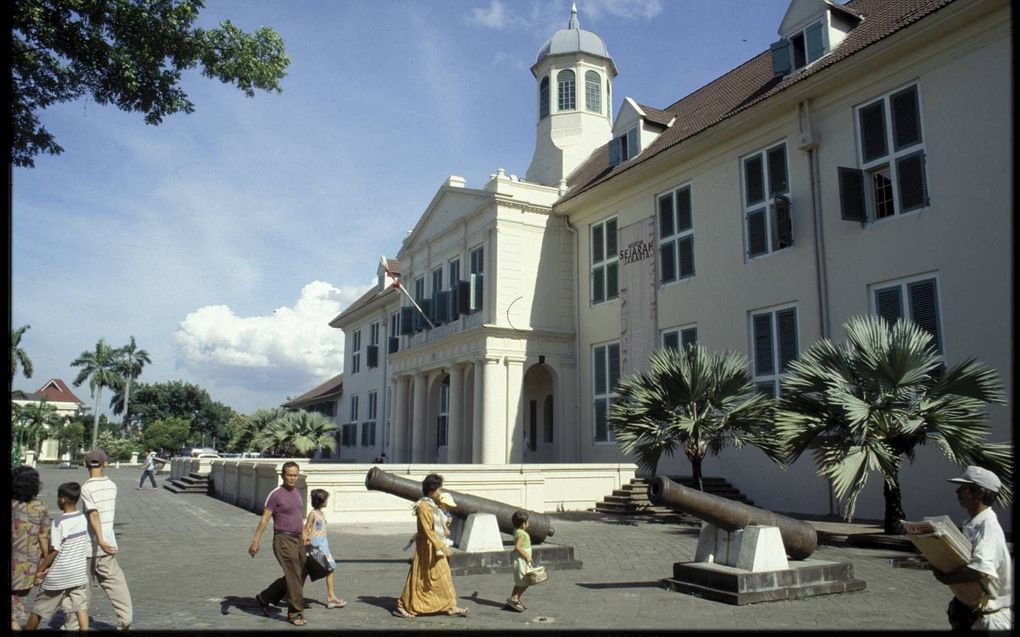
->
<box><xmin>472</xmin><ymin>360</ymin><xmax>484</xmax><ymax>463</ymax></box>
<box><xmin>505</xmin><ymin>356</ymin><xmax>526</xmax><ymax>463</ymax></box>
<box><xmin>447</xmin><ymin>364</ymin><xmax>464</xmax><ymax>464</ymax></box>
<box><xmin>393</xmin><ymin>376</ymin><xmax>409</xmax><ymax>462</ymax></box>
<box><xmin>481</xmin><ymin>356</ymin><xmax>505</xmax><ymax>464</ymax></box>
<box><xmin>412</xmin><ymin>372</ymin><xmax>428</xmax><ymax>463</ymax></box>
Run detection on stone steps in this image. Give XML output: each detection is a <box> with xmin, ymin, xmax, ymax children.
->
<box><xmin>163</xmin><ymin>472</ymin><xmax>211</xmax><ymax>494</ymax></box>
<box><xmin>594</xmin><ymin>475</ymin><xmax>755</xmax><ymax>523</ymax></box>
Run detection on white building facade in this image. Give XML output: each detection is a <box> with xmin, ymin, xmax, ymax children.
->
<box><xmin>330</xmin><ymin>0</ymin><xmax>1012</xmax><ymax>527</ymax></box>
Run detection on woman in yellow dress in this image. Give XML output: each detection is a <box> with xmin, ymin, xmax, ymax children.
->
<box><xmin>393</xmin><ymin>473</ymin><xmax>469</xmax><ymax>618</ymax></box>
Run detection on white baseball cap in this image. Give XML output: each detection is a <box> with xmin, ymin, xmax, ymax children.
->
<box><xmin>947</xmin><ymin>465</ymin><xmax>1001</xmax><ymax>493</ymax></box>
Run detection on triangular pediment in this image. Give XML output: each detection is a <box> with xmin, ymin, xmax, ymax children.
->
<box><xmin>401</xmin><ymin>178</ymin><xmax>494</xmax><ymax>251</ymax></box>
<box><xmin>779</xmin><ymin>0</ymin><xmax>832</xmax><ymax>35</ymax></box>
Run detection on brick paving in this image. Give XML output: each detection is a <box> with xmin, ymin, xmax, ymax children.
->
<box><xmin>29</xmin><ymin>465</ymin><xmax>953</xmax><ymax>632</ymax></box>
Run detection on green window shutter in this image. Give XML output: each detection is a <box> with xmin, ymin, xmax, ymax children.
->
<box><xmin>753</xmin><ymin>313</ymin><xmax>774</xmax><ymax>376</ymax></box>
<box><xmin>594</xmin><ymin>399</ymin><xmax>608</xmax><ymax>441</ymax></box>
<box><xmin>890</xmin><ymin>85</ymin><xmax>922</xmax><ymax>150</ymax></box>
<box><xmin>838</xmin><ymin>167</ymin><xmax>867</xmax><ymax>222</ymax></box>
<box><xmin>896</xmin><ymin>151</ymin><xmax>928</xmax><ymax>212</ymax></box>
<box><xmin>592</xmin><ymin>266</ymin><xmax>605</xmax><ymax>303</ymax></box>
<box><xmin>663</xmin><ymin>331</ymin><xmax>679</xmax><ymax>350</ymax></box>
<box><xmin>593</xmin><ymin>346</ymin><xmax>607</xmax><ymax>395</ymax></box>
<box><xmin>908</xmin><ymin>279</ymin><xmax>942</xmax><ymax>354</ymax></box>
<box><xmin>608</xmin><ymin>343</ymin><xmax>620</xmax><ymax>389</ymax></box>
<box><xmin>770</xmin><ymin>39</ymin><xmax>791</xmax><ymax>77</ymax></box>
<box><xmin>607</xmin><ymin>219</ymin><xmax>618</xmax><ymax>255</ymax></box>
<box><xmin>767</xmin><ymin>145</ymin><xmax>788</xmax><ymax>196</ymax></box>
<box><xmin>776</xmin><ymin>308</ymin><xmax>798</xmax><ymax>371</ymax></box>
<box><xmin>607</xmin><ymin>262</ymin><xmax>619</xmax><ymax>299</ymax></box>
<box><xmin>805</xmin><ymin>22</ymin><xmax>825</xmax><ymax>62</ymax></box>
<box><xmin>859</xmin><ymin>101</ymin><xmax>888</xmax><ymax>162</ymax></box>
<box><xmin>592</xmin><ymin>223</ymin><xmax>604</xmax><ymax>261</ymax></box>
<box><xmin>874</xmin><ymin>286</ymin><xmax>903</xmax><ymax>325</ymax></box>
<box><xmin>627</xmin><ymin>128</ymin><xmax>639</xmax><ymax>160</ymax></box>
<box><xmin>608</xmin><ymin>137</ymin><xmax>621</xmax><ymax>166</ymax></box>
<box><xmin>659</xmin><ymin>242</ymin><xmax>676</xmax><ymax>284</ymax></box>
<box><xmin>678</xmin><ymin>236</ymin><xmax>694</xmax><ymax>278</ymax></box>
<box><xmin>772</xmin><ymin>194</ymin><xmax>793</xmax><ymax>250</ymax></box>
<box><xmin>658</xmin><ymin>194</ymin><xmax>674</xmax><ymax>238</ymax></box>
<box><xmin>399</xmin><ymin>307</ymin><xmax>415</xmax><ymax>335</ymax></box>
<box><xmin>680</xmin><ymin>328</ymin><xmax>697</xmax><ymax>348</ymax></box>
<box><xmin>676</xmin><ymin>187</ymin><xmax>692</xmax><ymax>231</ymax></box>
<box><xmin>747</xmin><ymin>209</ymin><xmax>768</xmax><ymax>257</ymax></box>
<box><xmin>744</xmin><ymin>155</ymin><xmax>765</xmax><ymax>205</ymax></box>
<box><xmin>756</xmin><ymin>381</ymin><xmax>777</xmax><ymax>399</ymax></box>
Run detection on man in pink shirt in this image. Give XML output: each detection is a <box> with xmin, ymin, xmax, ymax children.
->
<box><xmin>249</xmin><ymin>462</ymin><xmax>308</xmax><ymax>626</ymax></box>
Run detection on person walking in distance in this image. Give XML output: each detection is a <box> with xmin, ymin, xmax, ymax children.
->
<box><xmin>933</xmin><ymin>465</ymin><xmax>1012</xmax><ymax>631</ymax></box>
<box><xmin>137</xmin><ymin>451</ymin><xmax>169</xmax><ymax>490</ymax></box>
<box><xmin>64</xmin><ymin>449</ymin><xmax>132</xmax><ymax>630</ymax></box>
<box><xmin>250</xmin><ymin>462</ymin><xmax>309</xmax><ymax>626</ymax></box>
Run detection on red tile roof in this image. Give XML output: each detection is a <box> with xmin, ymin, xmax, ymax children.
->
<box><xmin>30</xmin><ymin>379</ymin><xmax>85</xmax><ymax>405</ymax></box>
<box><xmin>563</xmin><ymin>0</ymin><xmax>954</xmax><ymax>202</ymax></box>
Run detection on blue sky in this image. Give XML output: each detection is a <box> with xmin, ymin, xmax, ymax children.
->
<box><xmin>11</xmin><ymin>0</ymin><xmax>793</xmax><ymax>416</ymax></box>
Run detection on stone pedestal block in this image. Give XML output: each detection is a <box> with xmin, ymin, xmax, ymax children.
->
<box><xmin>695</xmin><ymin>523</ymin><xmax>789</xmax><ymax>571</ymax></box>
<box><xmin>457</xmin><ymin>513</ymin><xmax>504</xmax><ymax>553</ymax></box>
<box><xmin>664</xmin><ymin>558</ymin><xmax>867</xmax><ymax>605</ymax></box>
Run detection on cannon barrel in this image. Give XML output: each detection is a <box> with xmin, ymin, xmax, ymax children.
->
<box><xmin>648</xmin><ymin>475</ymin><xmax>817</xmax><ymax>560</ymax></box>
<box><xmin>364</xmin><ymin>466</ymin><xmax>554</xmax><ymax>544</ymax></box>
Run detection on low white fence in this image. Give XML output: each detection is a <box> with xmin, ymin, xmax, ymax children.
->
<box><xmin>170</xmin><ymin>458</ymin><xmax>636</xmax><ymax>526</ymax></box>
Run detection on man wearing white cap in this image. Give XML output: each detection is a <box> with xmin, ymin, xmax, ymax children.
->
<box><xmin>934</xmin><ymin>465</ymin><xmax>1012</xmax><ymax>631</ymax></box>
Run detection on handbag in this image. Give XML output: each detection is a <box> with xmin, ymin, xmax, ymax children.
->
<box><xmin>523</xmin><ymin>564</ymin><xmax>549</xmax><ymax>586</ymax></box>
<box><xmin>306</xmin><ymin>546</ymin><xmax>334</xmax><ymax>582</ymax></box>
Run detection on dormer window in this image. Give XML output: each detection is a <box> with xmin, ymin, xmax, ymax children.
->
<box><xmin>557</xmin><ymin>70</ymin><xmax>576</xmax><ymax>111</ymax></box>
<box><xmin>608</xmin><ymin>126</ymin><xmax>638</xmax><ymax>167</ymax></box>
<box><xmin>539</xmin><ymin>76</ymin><xmax>550</xmax><ymax>119</ymax></box>
<box><xmin>792</xmin><ymin>20</ymin><xmax>824</xmax><ymax>69</ymax></box>
<box><xmin>585</xmin><ymin>70</ymin><xmax>601</xmax><ymax>113</ymax></box>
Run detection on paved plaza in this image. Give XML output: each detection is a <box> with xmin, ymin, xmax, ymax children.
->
<box><xmin>30</xmin><ymin>464</ymin><xmax>957</xmax><ymax>632</ymax></box>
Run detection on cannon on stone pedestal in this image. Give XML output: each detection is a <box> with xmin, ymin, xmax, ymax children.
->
<box><xmin>364</xmin><ymin>466</ymin><xmax>555</xmax><ymax>544</ymax></box>
<box><xmin>648</xmin><ymin>475</ymin><xmax>817</xmax><ymax>560</ymax></box>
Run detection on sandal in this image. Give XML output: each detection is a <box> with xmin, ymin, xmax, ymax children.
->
<box><xmin>255</xmin><ymin>594</ymin><xmax>272</xmax><ymax>617</ymax></box>
<box><xmin>327</xmin><ymin>597</ymin><xmax>347</xmax><ymax>609</ymax></box>
<box><xmin>505</xmin><ymin>598</ymin><xmax>525</xmax><ymax>613</ymax></box>
<box><xmin>447</xmin><ymin>606</ymin><xmax>470</xmax><ymax>617</ymax></box>
<box><xmin>288</xmin><ymin>614</ymin><xmax>306</xmax><ymax>626</ymax></box>
<box><xmin>392</xmin><ymin>606</ymin><xmax>414</xmax><ymax>619</ymax></box>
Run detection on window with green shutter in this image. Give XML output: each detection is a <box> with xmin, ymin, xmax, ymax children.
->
<box><xmin>871</xmin><ymin>275</ymin><xmax>942</xmax><ymax>355</ymax></box>
<box><xmin>592</xmin><ymin>342</ymin><xmax>620</xmax><ymax>443</ymax></box>
<box><xmin>750</xmin><ymin>306</ymin><xmax>799</xmax><ymax>397</ymax></box>
<box><xmin>591</xmin><ymin>217</ymin><xmax>619</xmax><ymax>304</ymax></box>
<box><xmin>657</xmin><ymin>185</ymin><xmax>694</xmax><ymax>284</ymax></box>
<box><xmin>743</xmin><ymin>143</ymin><xmax>791</xmax><ymax>258</ymax></box>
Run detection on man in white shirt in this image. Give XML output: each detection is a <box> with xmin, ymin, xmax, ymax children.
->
<box><xmin>934</xmin><ymin>465</ymin><xmax>1012</xmax><ymax>631</ymax></box>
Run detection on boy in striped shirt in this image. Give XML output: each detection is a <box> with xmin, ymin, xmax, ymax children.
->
<box><xmin>25</xmin><ymin>482</ymin><xmax>90</xmax><ymax>631</ymax></box>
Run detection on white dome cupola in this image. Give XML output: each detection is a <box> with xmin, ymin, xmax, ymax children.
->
<box><xmin>526</xmin><ymin>3</ymin><xmax>617</xmax><ymax>188</ymax></box>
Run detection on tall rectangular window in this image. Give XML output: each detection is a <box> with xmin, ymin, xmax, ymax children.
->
<box><xmin>361</xmin><ymin>391</ymin><xmax>377</xmax><ymax>446</ymax></box>
<box><xmin>585</xmin><ymin>70</ymin><xmax>602</xmax><ymax>113</ymax></box>
<box><xmin>341</xmin><ymin>423</ymin><xmax>357</xmax><ymax>447</ymax></box>
<box><xmin>350</xmin><ymin>329</ymin><xmax>361</xmax><ymax>374</ymax></box>
<box><xmin>369</xmin><ymin>321</ymin><xmax>380</xmax><ymax>346</ymax></box>
<box><xmin>448</xmin><ymin>258</ymin><xmax>461</xmax><ymax>320</ymax></box>
<box><xmin>870</xmin><ymin>274</ymin><xmax>942</xmax><ymax>355</ymax></box>
<box><xmin>841</xmin><ymin>84</ymin><xmax>927</xmax><ymax>223</ymax></box>
<box><xmin>662</xmin><ymin>326</ymin><xmax>698</xmax><ymax>350</ymax></box>
<box><xmin>591</xmin><ymin>217</ymin><xmax>619</xmax><ymax>304</ymax></box>
<box><xmin>742</xmin><ymin>142</ymin><xmax>791</xmax><ymax>258</ymax></box>
<box><xmin>389</xmin><ymin>312</ymin><xmax>401</xmax><ymax>353</ymax></box>
<box><xmin>750</xmin><ymin>305</ymin><xmax>798</xmax><ymax>398</ymax></box>
<box><xmin>592</xmin><ymin>341</ymin><xmax>620</xmax><ymax>443</ymax></box>
<box><xmin>469</xmin><ymin>245</ymin><xmax>484</xmax><ymax>311</ymax></box>
<box><xmin>349</xmin><ymin>394</ymin><xmax>360</xmax><ymax>422</ymax></box>
<box><xmin>437</xmin><ymin>382</ymin><xmax>449</xmax><ymax>447</ymax></box>
<box><xmin>658</xmin><ymin>185</ymin><xmax>694</xmax><ymax>284</ymax></box>
<box><xmin>557</xmin><ymin>69</ymin><xmax>576</xmax><ymax>111</ymax></box>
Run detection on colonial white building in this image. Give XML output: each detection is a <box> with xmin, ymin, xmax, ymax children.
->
<box><xmin>329</xmin><ymin>0</ymin><xmax>1012</xmax><ymax>527</ymax></box>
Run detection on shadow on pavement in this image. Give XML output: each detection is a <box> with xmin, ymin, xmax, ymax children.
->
<box><xmin>464</xmin><ymin>591</ymin><xmax>506</xmax><ymax>609</ymax></box>
<box><xmin>575</xmin><ymin>580</ymin><xmax>665</xmax><ymax>590</ymax></box>
<box><xmin>356</xmin><ymin>595</ymin><xmax>399</xmax><ymax>612</ymax></box>
<box><xmin>219</xmin><ymin>594</ymin><xmax>286</xmax><ymax>623</ymax></box>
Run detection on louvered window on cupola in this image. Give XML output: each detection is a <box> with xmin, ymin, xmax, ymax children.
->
<box><xmin>871</xmin><ymin>275</ymin><xmax>942</xmax><ymax>355</ymax></box>
<box><xmin>585</xmin><ymin>71</ymin><xmax>602</xmax><ymax>113</ymax></box>
<box><xmin>742</xmin><ymin>142</ymin><xmax>791</xmax><ymax>258</ymax></box>
<box><xmin>539</xmin><ymin>76</ymin><xmax>550</xmax><ymax>119</ymax></box>
<box><xmin>558</xmin><ymin>69</ymin><xmax>576</xmax><ymax>111</ymax></box>
<box><xmin>750</xmin><ymin>306</ymin><xmax>798</xmax><ymax>398</ymax></box>
<box><xmin>609</xmin><ymin>126</ymin><xmax>639</xmax><ymax>167</ymax></box>
<box><xmin>840</xmin><ymin>84</ymin><xmax>928</xmax><ymax>223</ymax></box>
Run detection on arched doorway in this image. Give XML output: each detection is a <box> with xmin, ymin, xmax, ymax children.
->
<box><xmin>522</xmin><ymin>363</ymin><xmax>556</xmax><ymax>462</ymax></box>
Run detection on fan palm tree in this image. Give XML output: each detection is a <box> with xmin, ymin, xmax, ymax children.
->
<box><xmin>110</xmin><ymin>336</ymin><xmax>151</xmax><ymax>433</ymax></box>
<box><xmin>775</xmin><ymin>315</ymin><xmax>1012</xmax><ymax>534</ymax></box>
<box><xmin>11</xmin><ymin>325</ymin><xmax>33</xmax><ymax>394</ymax></box>
<box><xmin>280</xmin><ymin>410</ymin><xmax>337</xmax><ymax>457</ymax></box>
<box><xmin>247</xmin><ymin>407</ymin><xmax>289</xmax><ymax>455</ymax></box>
<box><xmin>71</xmin><ymin>338</ymin><xmax>122</xmax><ymax>449</ymax></box>
<box><xmin>608</xmin><ymin>345</ymin><xmax>782</xmax><ymax>489</ymax></box>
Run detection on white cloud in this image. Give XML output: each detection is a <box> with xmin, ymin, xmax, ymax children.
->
<box><xmin>583</xmin><ymin>0</ymin><xmax>664</xmax><ymax>21</ymax></box>
<box><xmin>469</xmin><ymin>0</ymin><xmax>662</xmax><ymax>33</ymax></box>
<box><xmin>469</xmin><ymin>0</ymin><xmax>514</xmax><ymax>29</ymax></box>
<box><xmin>172</xmin><ymin>281</ymin><xmax>371</xmax><ymax>383</ymax></box>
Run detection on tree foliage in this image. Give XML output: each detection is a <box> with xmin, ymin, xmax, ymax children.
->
<box><xmin>11</xmin><ymin>325</ymin><xmax>34</xmax><ymax>393</ymax></box>
<box><xmin>141</xmin><ymin>416</ymin><xmax>190</xmax><ymax>454</ymax></box>
<box><xmin>775</xmin><ymin>315</ymin><xmax>1012</xmax><ymax>533</ymax></box>
<box><xmin>70</xmin><ymin>338</ymin><xmax>122</xmax><ymax>449</ymax></box>
<box><xmin>609</xmin><ymin>345</ymin><xmax>782</xmax><ymax>488</ymax></box>
<box><xmin>60</xmin><ymin>422</ymin><xmax>86</xmax><ymax>462</ymax></box>
<box><xmin>109</xmin><ymin>335</ymin><xmax>151</xmax><ymax>432</ymax></box>
<box><xmin>11</xmin><ymin>0</ymin><xmax>290</xmax><ymax>167</ymax></box>
<box><xmin>128</xmin><ymin>380</ymin><xmax>235</xmax><ymax>444</ymax></box>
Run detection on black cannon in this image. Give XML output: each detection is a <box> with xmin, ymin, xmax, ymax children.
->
<box><xmin>648</xmin><ymin>475</ymin><xmax>817</xmax><ymax>560</ymax></box>
<box><xmin>364</xmin><ymin>466</ymin><xmax>555</xmax><ymax>544</ymax></box>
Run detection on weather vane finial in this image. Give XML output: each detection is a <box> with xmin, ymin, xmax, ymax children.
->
<box><xmin>569</xmin><ymin>2</ymin><xmax>580</xmax><ymax>30</ymax></box>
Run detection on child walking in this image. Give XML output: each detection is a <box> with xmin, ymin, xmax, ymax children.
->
<box><xmin>303</xmin><ymin>489</ymin><xmax>346</xmax><ymax>609</ymax></box>
<box><xmin>506</xmin><ymin>511</ymin><xmax>533</xmax><ymax>612</ymax></box>
<box><xmin>25</xmin><ymin>482</ymin><xmax>90</xmax><ymax>631</ymax></box>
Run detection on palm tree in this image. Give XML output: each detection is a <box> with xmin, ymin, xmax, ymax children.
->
<box><xmin>111</xmin><ymin>336</ymin><xmax>151</xmax><ymax>433</ymax></box>
<box><xmin>13</xmin><ymin>399</ymin><xmax>63</xmax><ymax>457</ymax></box>
<box><xmin>280</xmin><ymin>410</ymin><xmax>337</xmax><ymax>458</ymax></box>
<box><xmin>608</xmin><ymin>345</ymin><xmax>782</xmax><ymax>489</ymax></box>
<box><xmin>71</xmin><ymin>338</ymin><xmax>122</xmax><ymax>449</ymax></box>
<box><xmin>775</xmin><ymin>315</ymin><xmax>1012</xmax><ymax>534</ymax></box>
<box><xmin>11</xmin><ymin>325</ymin><xmax>33</xmax><ymax>394</ymax></box>
<box><xmin>247</xmin><ymin>408</ymin><xmax>289</xmax><ymax>455</ymax></box>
